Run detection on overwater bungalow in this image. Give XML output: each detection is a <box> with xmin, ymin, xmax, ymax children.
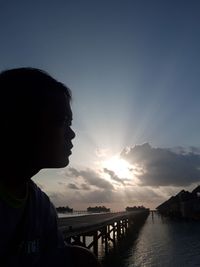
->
<box><xmin>157</xmin><ymin>186</ymin><xmax>200</xmax><ymax>219</ymax></box>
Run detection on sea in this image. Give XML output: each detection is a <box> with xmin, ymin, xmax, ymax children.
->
<box><xmin>102</xmin><ymin>212</ymin><xmax>200</xmax><ymax>267</ymax></box>
<box><xmin>58</xmin><ymin>211</ymin><xmax>200</xmax><ymax>266</ymax></box>
<box><xmin>57</xmin><ymin>211</ymin><xmax>103</xmax><ymax>218</ymax></box>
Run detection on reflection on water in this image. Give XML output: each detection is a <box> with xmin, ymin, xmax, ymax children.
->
<box><xmin>102</xmin><ymin>212</ymin><xmax>200</xmax><ymax>267</ymax></box>
<box><xmin>57</xmin><ymin>211</ymin><xmax>109</xmax><ymax>218</ymax></box>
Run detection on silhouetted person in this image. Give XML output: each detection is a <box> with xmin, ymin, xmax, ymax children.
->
<box><xmin>0</xmin><ymin>68</ymin><xmax>101</xmax><ymax>266</ymax></box>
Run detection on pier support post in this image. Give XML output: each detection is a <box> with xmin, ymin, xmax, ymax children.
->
<box><xmin>82</xmin><ymin>235</ymin><xmax>86</xmax><ymax>247</ymax></box>
<box><xmin>93</xmin><ymin>231</ymin><xmax>98</xmax><ymax>256</ymax></box>
<box><xmin>125</xmin><ymin>219</ymin><xmax>128</xmax><ymax>233</ymax></box>
<box><xmin>101</xmin><ymin>229</ymin><xmax>104</xmax><ymax>244</ymax></box>
<box><xmin>117</xmin><ymin>221</ymin><xmax>121</xmax><ymax>241</ymax></box>
<box><xmin>60</xmin><ymin>210</ymin><xmax>150</xmax><ymax>259</ymax></box>
<box><xmin>112</xmin><ymin>223</ymin><xmax>116</xmax><ymax>246</ymax></box>
<box><xmin>121</xmin><ymin>220</ymin><xmax>123</xmax><ymax>235</ymax></box>
<box><xmin>104</xmin><ymin>226</ymin><xmax>108</xmax><ymax>255</ymax></box>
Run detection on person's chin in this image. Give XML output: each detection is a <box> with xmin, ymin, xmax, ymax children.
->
<box><xmin>64</xmin><ymin>157</ymin><xmax>70</xmax><ymax>166</ymax></box>
<box><xmin>58</xmin><ymin>157</ymin><xmax>70</xmax><ymax>167</ymax></box>
<box><xmin>50</xmin><ymin>156</ymin><xmax>70</xmax><ymax>168</ymax></box>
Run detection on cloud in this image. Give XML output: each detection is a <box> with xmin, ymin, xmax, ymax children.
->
<box><xmin>122</xmin><ymin>187</ymin><xmax>165</xmax><ymax>203</ymax></box>
<box><xmin>121</xmin><ymin>143</ymin><xmax>200</xmax><ymax>187</ymax></box>
<box><xmin>170</xmin><ymin>146</ymin><xmax>200</xmax><ymax>155</ymax></box>
<box><xmin>58</xmin><ymin>181</ymin><xmax>66</xmax><ymax>185</ymax></box>
<box><xmin>49</xmin><ymin>188</ymin><xmax>114</xmax><ymax>207</ymax></box>
<box><xmin>49</xmin><ymin>184</ymin><xmax>164</xmax><ymax>210</ymax></box>
<box><xmin>81</xmin><ymin>183</ymin><xmax>91</xmax><ymax>190</ymax></box>
<box><xmin>95</xmin><ymin>148</ymin><xmax>110</xmax><ymax>158</ymax></box>
<box><xmin>103</xmin><ymin>168</ymin><xmax>125</xmax><ymax>185</ymax></box>
<box><xmin>82</xmin><ymin>189</ymin><xmax>113</xmax><ymax>203</ymax></box>
<box><xmin>68</xmin><ymin>183</ymin><xmax>80</xmax><ymax>190</ymax></box>
<box><xmin>189</xmin><ymin>147</ymin><xmax>200</xmax><ymax>154</ymax></box>
<box><xmin>67</xmin><ymin>167</ymin><xmax>114</xmax><ymax>190</ymax></box>
<box><xmin>48</xmin><ymin>164</ymin><xmax>168</xmax><ymax>209</ymax></box>
<box><xmin>67</xmin><ymin>183</ymin><xmax>91</xmax><ymax>190</ymax></box>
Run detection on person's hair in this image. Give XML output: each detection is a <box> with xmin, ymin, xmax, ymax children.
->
<box><xmin>0</xmin><ymin>67</ymin><xmax>71</xmax><ymax>125</ymax></box>
<box><xmin>0</xmin><ymin>67</ymin><xmax>71</xmax><ymax>151</ymax></box>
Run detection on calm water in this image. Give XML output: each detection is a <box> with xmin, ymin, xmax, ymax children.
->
<box><xmin>102</xmin><ymin>212</ymin><xmax>200</xmax><ymax>267</ymax></box>
<box><xmin>57</xmin><ymin>211</ymin><xmax>108</xmax><ymax>218</ymax></box>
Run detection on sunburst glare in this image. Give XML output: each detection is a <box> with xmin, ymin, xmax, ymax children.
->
<box><xmin>102</xmin><ymin>155</ymin><xmax>133</xmax><ymax>179</ymax></box>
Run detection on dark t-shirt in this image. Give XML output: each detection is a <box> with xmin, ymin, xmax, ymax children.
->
<box><xmin>0</xmin><ymin>180</ymin><xmax>71</xmax><ymax>266</ymax></box>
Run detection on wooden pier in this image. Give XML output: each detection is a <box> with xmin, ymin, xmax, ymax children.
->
<box><xmin>58</xmin><ymin>210</ymin><xmax>149</xmax><ymax>257</ymax></box>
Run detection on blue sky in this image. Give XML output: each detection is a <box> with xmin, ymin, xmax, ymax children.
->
<box><xmin>1</xmin><ymin>1</ymin><xmax>200</xmax><ymax>209</ymax></box>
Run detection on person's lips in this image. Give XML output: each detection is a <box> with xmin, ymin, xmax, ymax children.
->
<box><xmin>65</xmin><ymin>144</ymin><xmax>73</xmax><ymax>154</ymax></box>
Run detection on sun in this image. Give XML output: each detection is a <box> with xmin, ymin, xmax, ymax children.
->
<box><xmin>102</xmin><ymin>155</ymin><xmax>132</xmax><ymax>179</ymax></box>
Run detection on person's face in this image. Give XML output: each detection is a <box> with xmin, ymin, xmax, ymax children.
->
<box><xmin>36</xmin><ymin>94</ymin><xmax>75</xmax><ymax>168</ymax></box>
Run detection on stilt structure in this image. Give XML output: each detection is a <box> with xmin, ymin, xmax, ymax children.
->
<box><xmin>59</xmin><ymin>210</ymin><xmax>149</xmax><ymax>258</ymax></box>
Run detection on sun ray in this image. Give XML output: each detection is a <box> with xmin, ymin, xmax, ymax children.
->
<box><xmin>102</xmin><ymin>155</ymin><xmax>133</xmax><ymax>179</ymax></box>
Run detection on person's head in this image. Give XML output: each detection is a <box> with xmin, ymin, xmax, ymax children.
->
<box><xmin>0</xmin><ymin>67</ymin><xmax>75</xmax><ymax>170</ymax></box>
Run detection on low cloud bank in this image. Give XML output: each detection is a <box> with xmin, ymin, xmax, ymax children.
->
<box><xmin>67</xmin><ymin>167</ymin><xmax>114</xmax><ymax>190</ymax></box>
<box><xmin>47</xmin><ymin>143</ymin><xmax>200</xmax><ymax>209</ymax></box>
<box><xmin>121</xmin><ymin>143</ymin><xmax>200</xmax><ymax>187</ymax></box>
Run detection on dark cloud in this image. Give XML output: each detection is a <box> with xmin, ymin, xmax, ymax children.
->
<box><xmin>67</xmin><ymin>167</ymin><xmax>114</xmax><ymax>190</ymax></box>
<box><xmin>68</xmin><ymin>183</ymin><xmax>80</xmax><ymax>190</ymax></box>
<box><xmin>121</xmin><ymin>143</ymin><xmax>200</xmax><ymax>187</ymax></box>
<box><xmin>123</xmin><ymin>187</ymin><xmax>165</xmax><ymax>203</ymax></box>
<box><xmin>48</xmin><ymin>190</ymin><xmax>83</xmax><ymax>207</ymax></box>
<box><xmin>103</xmin><ymin>168</ymin><xmax>125</xmax><ymax>185</ymax></box>
<box><xmin>49</xmin><ymin>185</ymin><xmax>164</xmax><ymax>209</ymax></box>
<box><xmin>81</xmin><ymin>183</ymin><xmax>91</xmax><ymax>190</ymax></box>
<box><xmin>83</xmin><ymin>189</ymin><xmax>113</xmax><ymax>203</ymax></box>
<box><xmin>58</xmin><ymin>181</ymin><xmax>66</xmax><ymax>186</ymax></box>
<box><xmin>49</xmin><ymin>188</ymin><xmax>113</xmax><ymax>206</ymax></box>
<box><xmin>189</xmin><ymin>146</ymin><xmax>200</xmax><ymax>155</ymax></box>
<box><xmin>171</xmin><ymin>146</ymin><xmax>200</xmax><ymax>155</ymax></box>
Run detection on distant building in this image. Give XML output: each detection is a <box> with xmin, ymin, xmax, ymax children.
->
<box><xmin>87</xmin><ymin>206</ymin><xmax>110</xmax><ymax>213</ymax></box>
<box><xmin>56</xmin><ymin>206</ymin><xmax>73</xmax><ymax>213</ymax></box>
<box><xmin>126</xmin><ymin>206</ymin><xmax>148</xmax><ymax>211</ymax></box>
<box><xmin>156</xmin><ymin>186</ymin><xmax>200</xmax><ymax>219</ymax></box>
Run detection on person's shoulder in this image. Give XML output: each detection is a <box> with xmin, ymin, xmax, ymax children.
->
<box><xmin>28</xmin><ymin>180</ymin><xmax>60</xmax><ymax>238</ymax></box>
<box><xmin>28</xmin><ymin>180</ymin><xmax>56</xmax><ymax>216</ymax></box>
<box><xmin>66</xmin><ymin>245</ymin><xmax>102</xmax><ymax>267</ymax></box>
<box><xmin>29</xmin><ymin>180</ymin><xmax>50</xmax><ymax>202</ymax></box>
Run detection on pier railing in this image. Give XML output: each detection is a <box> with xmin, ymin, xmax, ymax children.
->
<box><xmin>58</xmin><ymin>210</ymin><xmax>149</xmax><ymax>257</ymax></box>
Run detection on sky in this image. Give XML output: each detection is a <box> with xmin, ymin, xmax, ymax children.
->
<box><xmin>1</xmin><ymin>0</ymin><xmax>200</xmax><ymax>210</ymax></box>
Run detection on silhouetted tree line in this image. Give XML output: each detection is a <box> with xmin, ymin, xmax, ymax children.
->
<box><xmin>126</xmin><ymin>206</ymin><xmax>147</xmax><ymax>211</ymax></box>
<box><xmin>56</xmin><ymin>206</ymin><xmax>73</xmax><ymax>213</ymax></box>
<box><xmin>87</xmin><ymin>206</ymin><xmax>110</xmax><ymax>213</ymax></box>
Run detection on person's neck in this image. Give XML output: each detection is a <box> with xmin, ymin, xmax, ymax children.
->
<box><xmin>0</xmin><ymin>167</ymin><xmax>40</xmax><ymax>199</ymax></box>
